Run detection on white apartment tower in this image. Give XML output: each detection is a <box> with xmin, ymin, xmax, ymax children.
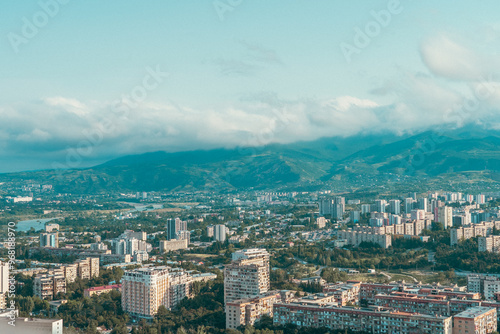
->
<box><xmin>214</xmin><ymin>224</ymin><xmax>227</xmax><ymax>242</ymax></box>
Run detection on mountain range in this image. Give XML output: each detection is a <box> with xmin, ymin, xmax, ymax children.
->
<box><xmin>3</xmin><ymin>127</ymin><xmax>500</xmax><ymax>194</ymax></box>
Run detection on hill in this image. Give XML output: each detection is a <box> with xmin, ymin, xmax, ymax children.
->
<box><xmin>3</xmin><ymin>128</ymin><xmax>500</xmax><ymax>193</ymax></box>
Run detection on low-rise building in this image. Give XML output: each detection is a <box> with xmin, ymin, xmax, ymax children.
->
<box><xmin>84</xmin><ymin>284</ymin><xmax>122</xmax><ymax>298</ymax></box>
<box><xmin>159</xmin><ymin>239</ymin><xmax>188</xmax><ymax>253</ymax></box>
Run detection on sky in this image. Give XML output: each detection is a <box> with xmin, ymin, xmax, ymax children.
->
<box><xmin>1</xmin><ymin>0</ymin><xmax>500</xmax><ymax>172</ymax></box>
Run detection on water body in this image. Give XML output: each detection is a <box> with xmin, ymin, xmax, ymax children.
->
<box><xmin>16</xmin><ymin>218</ymin><xmax>60</xmax><ymax>232</ymax></box>
<box><xmin>128</xmin><ymin>204</ymin><xmax>163</xmax><ymax>212</ymax></box>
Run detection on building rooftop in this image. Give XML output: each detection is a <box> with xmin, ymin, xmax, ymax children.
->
<box><xmin>454</xmin><ymin>306</ymin><xmax>496</xmax><ymax>319</ymax></box>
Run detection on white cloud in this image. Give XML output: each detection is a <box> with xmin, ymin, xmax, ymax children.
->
<box><xmin>420</xmin><ymin>34</ymin><xmax>500</xmax><ymax>81</ymax></box>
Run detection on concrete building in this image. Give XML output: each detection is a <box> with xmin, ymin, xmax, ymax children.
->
<box><xmin>207</xmin><ymin>225</ymin><xmax>214</xmax><ymax>237</ymax></box>
<box><xmin>478</xmin><ymin>236</ymin><xmax>500</xmax><ymax>253</ymax></box>
<box><xmin>0</xmin><ymin>261</ymin><xmax>9</xmax><ymax>294</ymax></box>
<box><xmin>61</xmin><ymin>264</ymin><xmax>77</xmax><ymax>283</ymax></box>
<box><xmin>40</xmin><ymin>232</ymin><xmax>59</xmax><ymax>248</ymax></box>
<box><xmin>361</xmin><ymin>204</ymin><xmax>371</xmax><ymax>214</ymax></box>
<box><xmin>159</xmin><ymin>239</ymin><xmax>188</xmax><ymax>253</ymax></box>
<box><xmin>451</xmin><ymin>221</ymin><xmax>500</xmax><ymax>246</ymax></box>
<box><xmin>337</xmin><ymin>229</ymin><xmax>392</xmax><ymax>248</ymax></box>
<box><xmin>318</xmin><ymin>197</ymin><xmax>345</xmax><ymax>219</ymax></box>
<box><xmin>468</xmin><ymin>275</ymin><xmax>500</xmax><ymax>300</ymax></box>
<box><xmin>0</xmin><ymin>317</ymin><xmax>63</xmax><ymax>334</ymax></box>
<box><xmin>418</xmin><ymin>198</ymin><xmax>428</xmax><ymax>212</ymax></box>
<box><xmin>453</xmin><ymin>307</ymin><xmax>496</xmax><ymax>334</ymax></box>
<box><xmin>224</xmin><ymin>249</ymin><xmax>270</xmax><ymax>306</ymax></box>
<box><xmin>121</xmin><ymin>266</ymin><xmax>192</xmax><ymax>319</ymax></box>
<box><xmin>45</xmin><ymin>223</ymin><xmax>60</xmax><ymax>232</ymax></box>
<box><xmin>389</xmin><ymin>199</ymin><xmax>400</xmax><ymax>215</ymax></box>
<box><xmin>405</xmin><ymin>198</ymin><xmax>415</xmax><ymax>214</ymax></box>
<box><xmin>226</xmin><ymin>290</ymin><xmax>293</xmax><ymax>329</ymax></box>
<box><xmin>214</xmin><ymin>224</ymin><xmax>227</xmax><ymax>242</ymax></box>
<box><xmin>273</xmin><ymin>302</ymin><xmax>453</xmax><ymax>334</ymax></box>
<box><xmin>34</xmin><ymin>271</ymin><xmax>66</xmax><ymax>300</ymax></box>
<box><xmin>436</xmin><ymin>206</ymin><xmax>453</xmax><ymax>228</ymax></box>
<box><xmin>375</xmin><ymin>199</ymin><xmax>387</xmax><ymax>213</ymax></box>
<box><xmin>316</xmin><ymin>217</ymin><xmax>327</xmax><ymax>229</ymax></box>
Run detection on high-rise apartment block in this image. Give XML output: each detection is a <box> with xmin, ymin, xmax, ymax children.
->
<box><xmin>389</xmin><ymin>199</ymin><xmax>400</xmax><ymax>215</ymax></box>
<box><xmin>224</xmin><ymin>249</ymin><xmax>270</xmax><ymax>306</ymax></box>
<box><xmin>214</xmin><ymin>224</ymin><xmax>227</xmax><ymax>242</ymax></box>
<box><xmin>40</xmin><ymin>232</ymin><xmax>59</xmax><ymax>248</ymax></box>
<box><xmin>121</xmin><ymin>267</ymin><xmax>192</xmax><ymax>319</ymax></box>
<box><xmin>318</xmin><ymin>197</ymin><xmax>345</xmax><ymax>219</ymax></box>
<box><xmin>34</xmin><ymin>270</ymin><xmax>66</xmax><ymax>300</ymax></box>
<box><xmin>436</xmin><ymin>206</ymin><xmax>453</xmax><ymax>228</ymax></box>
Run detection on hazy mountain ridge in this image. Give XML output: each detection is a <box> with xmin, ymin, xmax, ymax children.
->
<box><xmin>3</xmin><ymin>129</ymin><xmax>500</xmax><ymax>193</ymax></box>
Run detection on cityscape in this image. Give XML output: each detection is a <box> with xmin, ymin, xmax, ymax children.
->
<box><xmin>3</xmin><ymin>1</ymin><xmax>500</xmax><ymax>333</ymax></box>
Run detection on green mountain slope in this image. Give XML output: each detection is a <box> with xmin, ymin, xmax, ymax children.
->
<box><xmin>3</xmin><ymin>129</ymin><xmax>500</xmax><ymax>193</ymax></box>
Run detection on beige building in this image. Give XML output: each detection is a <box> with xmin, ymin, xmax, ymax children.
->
<box><xmin>224</xmin><ymin>249</ymin><xmax>270</xmax><ymax>306</ymax></box>
<box><xmin>451</xmin><ymin>221</ymin><xmax>500</xmax><ymax>246</ymax></box>
<box><xmin>61</xmin><ymin>264</ymin><xmax>78</xmax><ymax>283</ymax></box>
<box><xmin>34</xmin><ymin>271</ymin><xmax>66</xmax><ymax>300</ymax></box>
<box><xmin>226</xmin><ymin>290</ymin><xmax>294</xmax><ymax>329</ymax></box>
<box><xmin>121</xmin><ymin>266</ymin><xmax>192</xmax><ymax>319</ymax></box>
<box><xmin>0</xmin><ymin>261</ymin><xmax>9</xmax><ymax>294</ymax></box>
<box><xmin>453</xmin><ymin>307</ymin><xmax>497</xmax><ymax>334</ymax></box>
<box><xmin>84</xmin><ymin>284</ymin><xmax>121</xmax><ymax>297</ymax></box>
<box><xmin>75</xmin><ymin>257</ymin><xmax>100</xmax><ymax>280</ymax></box>
<box><xmin>159</xmin><ymin>239</ymin><xmax>188</xmax><ymax>253</ymax></box>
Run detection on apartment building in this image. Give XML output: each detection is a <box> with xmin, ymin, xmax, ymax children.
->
<box><xmin>453</xmin><ymin>307</ymin><xmax>497</xmax><ymax>334</ymax></box>
<box><xmin>40</xmin><ymin>232</ymin><xmax>59</xmax><ymax>248</ymax></box>
<box><xmin>34</xmin><ymin>271</ymin><xmax>66</xmax><ymax>300</ymax></box>
<box><xmin>323</xmin><ymin>281</ymin><xmax>361</xmax><ymax>306</ymax></box>
<box><xmin>159</xmin><ymin>239</ymin><xmax>188</xmax><ymax>253</ymax></box>
<box><xmin>468</xmin><ymin>275</ymin><xmax>500</xmax><ymax>300</ymax></box>
<box><xmin>337</xmin><ymin>229</ymin><xmax>392</xmax><ymax>248</ymax></box>
<box><xmin>61</xmin><ymin>264</ymin><xmax>77</xmax><ymax>283</ymax></box>
<box><xmin>0</xmin><ymin>261</ymin><xmax>9</xmax><ymax>294</ymax></box>
<box><xmin>226</xmin><ymin>290</ymin><xmax>294</xmax><ymax>329</ymax></box>
<box><xmin>478</xmin><ymin>235</ymin><xmax>500</xmax><ymax>253</ymax></box>
<box><xmin>450</xmin><ymin>221</ymin><xmax>500</xmax><ymax>246</ymax></box>
<box><xmin>74</xmin><ymin>257</ymin><xmax>100</xmax><ymax>280</ymax></box>
<box><xmin>121</xmin><ymin>266</ymin><xmax>192</xmax><ymax>319</ymax></box>
<box><xmin>374</xmin><ymin>293</ymin><xmax>451</xmax><ymax>316</ymax></box>
<box><xmin>167</xmin><ymin>269</ymin><xmax>193</xmax><ymax>309</ymax></box>
<box><xmin>273</xmin><ymin>303</ymin><xmax>453</xmax><ymax>334</ymax></box>
<box><xmin>224</xmin><ymin>249</ymin><xmax>270</xmax><ymax>306</ymax></box>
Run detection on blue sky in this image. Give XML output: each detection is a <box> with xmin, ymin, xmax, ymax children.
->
<box><xmin>2</xmin><ymin>0</ymin><xmax>500</xmax><ymax>172</ymax></box>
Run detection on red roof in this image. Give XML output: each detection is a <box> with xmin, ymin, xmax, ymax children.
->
<box><xmin>85</xmin><ymin>284</ymin><xmax>121</xmax><ymax>292</ymax></box>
